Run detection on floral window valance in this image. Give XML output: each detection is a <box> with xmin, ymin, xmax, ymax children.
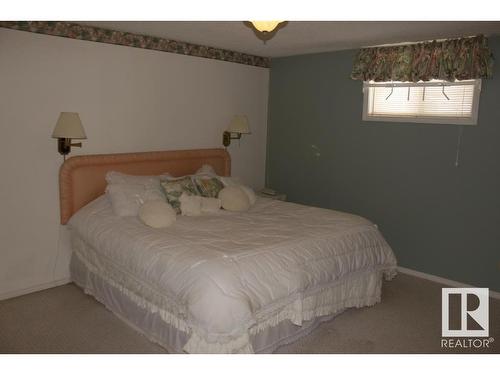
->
<box><xmin>351</xmin><ymin>35</ymin><xmax>494</xmax><ymax>82</ymax></box>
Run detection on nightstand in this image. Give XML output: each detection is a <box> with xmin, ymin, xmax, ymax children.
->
<box><xmin>257</xmin><ymin>191</ymin><xmax>287</xmax><ymax>201</ymax></box>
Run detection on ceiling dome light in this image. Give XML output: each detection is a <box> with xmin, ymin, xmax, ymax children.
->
<box><xmin>244</xmin><ymin>21</ymin><xmax>288</xmax><ymax>43</ymax></box>
<box><xmin>251</xmin><ymin>21</ymin><xmax>283</xmax><ymax>33</ymax></box>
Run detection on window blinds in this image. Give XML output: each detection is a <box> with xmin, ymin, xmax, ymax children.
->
<box><xmin>363</xmin><ymin>80</ymin><xmax>481</xmax><ymax>125</ymax></box>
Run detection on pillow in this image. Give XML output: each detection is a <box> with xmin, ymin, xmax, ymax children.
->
<box><xmin>160</xmin><ymin>177</ymin><xmax>200</xmax><ymax>214</ymax></box>
<box><xmin>201</xmin><ymin>197</ymin><xmax>222</xmax><ymax>214</ymax></box>
<box><xmin>106</xmin><ymin>170</ymin><xmax>173</xmax><ymax>186</ymax></box>
<box><xmin>106</xmin><ymin>183</ymin><xmax>165</xmax><ymax>217</ymax></box>
<box><xmin>106</xmin><ymin>171</ymin><xmax>160</xmax><ymax>186</ymax></box>
<box><xmin>138</xmin><ymin>200</ymin><xmax>176</xmax><ymax>228</ymax></box>
<box><xmin>193</xmin><ymin>176</ymin><xmax>225</xmax><ymax>198</ymax></box>
<box><xmin>159</xmin><ymin>172</ymin><xmax>173</xmax><ymax>181</ymax></box>
<box><xmin>179</xmin><ymin>193</ymin><xmax>202</xmax><ymax>216</ymax></box>
<box><xmin>219</xmin><ymin>176</ymin><xmax>242</xmax><ymax>187</ymax></box>
<box><xmin>219</xmin><ymin>186</ymin><xmax>250</xmax><ymax>212</ymax></box>
<box><xmin>195</xmin><ymin>164</ymin><xmax>217</xmax><ymax>176</ymax></box>
<box><xmin>239</xmin><ymin>185</ymin><xmax>256</xmax><ymax>205</ymax></box>
<box><xmin>219</xmin><ymin>177</ymin><xmax>256</xmax><ymax>205</ymax></box>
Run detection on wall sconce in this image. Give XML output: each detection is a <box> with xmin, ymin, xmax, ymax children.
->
<box><xmin>223</xmin><ymin>115</ymin><xmax>251</xmax><ymax>147</ymax></box>
<box><xmin>51</xmin><ymin>112</ymin><xmax>87</xmax><ymax>158</ymax></box>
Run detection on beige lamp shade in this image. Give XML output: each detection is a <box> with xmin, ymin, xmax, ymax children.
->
<box><xmin>52</xmin><ymin>112</ymin><xmax>87</xmax><ymax>139</ymax></box>
<box><xmin>227</xmin><ymin>115</ymin><xmax>250</xmax><ymax>134</ymax></box>
<box><xmin>250</xmin><ymin>21</ymin><xmax>283</xmax><ymax>33</ymax></box>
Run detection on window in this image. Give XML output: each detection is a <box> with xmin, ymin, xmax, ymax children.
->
<box><xmin>362</xmin><ymin>80</ymin><xmax>481</xmax><ymax>125</ymax></box>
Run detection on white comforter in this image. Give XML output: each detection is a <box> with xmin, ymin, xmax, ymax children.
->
<box><xmin>69</xmin><ymin>196</ymin><xmax>397</xmax><ymax>353</ymax></box>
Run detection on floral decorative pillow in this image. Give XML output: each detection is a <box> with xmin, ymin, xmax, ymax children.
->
<box><xmin>193</xmin><ymin>177</ymin><xmax>225</xmax><ymax>198</ymax></box>
<box><xmin>160</xmin><ymin>177</ymin><xmax>200</xmax><ymax>214</ymax></box>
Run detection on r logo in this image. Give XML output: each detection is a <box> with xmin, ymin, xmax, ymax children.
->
<box><xmin>442</xmin><ymin>288</ymin><xmax>489</xmax><ymax>337</ymax></box>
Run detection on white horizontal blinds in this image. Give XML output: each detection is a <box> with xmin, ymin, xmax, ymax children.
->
<box><xmin>367</xmin><ymin>81</ymin><xmax>476</xmax><ymax>119</ymax></box>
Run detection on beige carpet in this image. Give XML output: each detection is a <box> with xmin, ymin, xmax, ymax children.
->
<box><xmin>0</xmin><ymin>273</ymin><xmax>498</xmax><ymax>354</ymax></box>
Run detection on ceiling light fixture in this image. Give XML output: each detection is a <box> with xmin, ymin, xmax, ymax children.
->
<box><xmin>244</xmin><ymin>21</ymin><xmax>288</xmax><ymax>44</ymax></box>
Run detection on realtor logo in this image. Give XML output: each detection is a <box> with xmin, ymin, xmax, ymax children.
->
<box><xmin>442</xmin><ymin>288</ymin><xmax>489</xmax><ymax>337</ymax></box>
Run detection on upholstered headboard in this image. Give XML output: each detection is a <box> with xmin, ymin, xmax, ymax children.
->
<box><xmin>58</xmin><ymin>148</ymin><xmax>231</xmax><ymax>224</ymax></box>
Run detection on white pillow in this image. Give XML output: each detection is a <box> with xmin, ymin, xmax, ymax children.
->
<box><xmin>195</xmin><ymin>164</ymin><xmax>217</xmax><ymax>176</ymax></box>
<box><xmin>106</xmin><ymin>171</ymin><xmax>160</xmax><ymax>186</ymax></box>
<box><xmin>179</xmin><ymin>193</ymin><xmax>202</xmax><ymax>216</ymax></box>
<box><xmin>201</xmin><ymin>197</ymin><xmax>222</xmax><ymax>214</ymax></box>
<box><xmin>219</xmin><ymin>177</ymin><xmax>256</xmax><ymax>205</ymax></box>
<box><xmin>219</xmin><ymin>176</ymin><xmax>242</xmax><ymax>187</ymax></box>
<box><xmin>106</xmin><ymin>183</ymin><xmax>165</xmax><ymax>217</ymax></box>
<box><xmin>219</xmin><ymin>186</ymin><xmax>250</xmax><ymax>212</ymax></box>
<box><xmin>138</xmin><ymin>201</ymin><xmax>176</xmax><ymax>228</ymax></box>
<box><xmin>159</xmin><ymin>172</ymin><xmax>173</xmax><ymax>180</ymax></box>
<box><xmin>239</xmin><ymin>185</ymin><xmax>256</xmax><ymax>205</ymax></box>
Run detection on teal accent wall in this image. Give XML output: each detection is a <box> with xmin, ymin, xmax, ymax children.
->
<box><xmin>267</xmin><ymin>37</ymin><xmax>500</xmax><ymax>292</ymax></box>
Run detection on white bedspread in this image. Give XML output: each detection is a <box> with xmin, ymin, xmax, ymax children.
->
<box><xmin>69</xmin><ymin>196</ymin><xmax>397</xmax><ymax>353</ymax></box>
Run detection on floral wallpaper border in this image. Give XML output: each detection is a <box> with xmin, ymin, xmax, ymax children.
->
<box><xmin>0</xmin><ymin>21</ymin><xmax>270</xmax><ymax>68</ymax></box>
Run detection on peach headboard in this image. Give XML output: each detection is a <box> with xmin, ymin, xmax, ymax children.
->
<box><xmin>59</xmin><ymin>148</ymin><xmax>230</xmax><ymax>224</ymax></box>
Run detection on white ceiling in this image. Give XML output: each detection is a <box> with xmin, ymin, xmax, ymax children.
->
<box><xmin>80</xmin><ymin>21</ymin><xmax>500</xmax><ymax>58</ymax></box>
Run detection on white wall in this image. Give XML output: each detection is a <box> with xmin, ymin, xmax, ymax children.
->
<box><xmin>0</xmin><ymin>28</ymin><xmax>269</xmax><ymax>299</ymax></box>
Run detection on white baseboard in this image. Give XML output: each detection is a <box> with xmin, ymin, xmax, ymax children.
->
<box><xmin>397</xmin><ymin>266</ymin><xmax>500</xmax><ymax>300</ymax></box>
<box><xmin>0</xmin><ymin>277</ymin><xmax>71</xmax><ymax>301</ymax></box>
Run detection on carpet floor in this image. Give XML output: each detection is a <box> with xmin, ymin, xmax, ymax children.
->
<box><xmin>0</xmin><ymin>273</ymin><xmax>498</xmax><ymax>354</ymax></box>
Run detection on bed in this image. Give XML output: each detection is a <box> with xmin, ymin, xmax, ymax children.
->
<box><xmin>60</xmin><ymin>148</ymin><xmax>397</xmax><ymax>353</ymax></box>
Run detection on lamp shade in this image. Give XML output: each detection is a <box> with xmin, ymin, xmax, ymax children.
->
<box><xmin>227</xmin><ymin>115</ymin><xmax>250</xmax><ymax>134</ymax></box>
<box><xmin>52</xmin><ymin>112</ymin><xmax>87</xmax><ymax>139</ymax></box>
<box><xmin>251</xmin><ymin>21</ymin><xmax>283</xmax><ymax>33</ymax></box>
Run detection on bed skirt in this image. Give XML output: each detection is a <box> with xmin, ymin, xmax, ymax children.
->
<box><xmin>70</xmin><ymin>250</ymin><xmax>390</xmax><ymax>353</ymax></box>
